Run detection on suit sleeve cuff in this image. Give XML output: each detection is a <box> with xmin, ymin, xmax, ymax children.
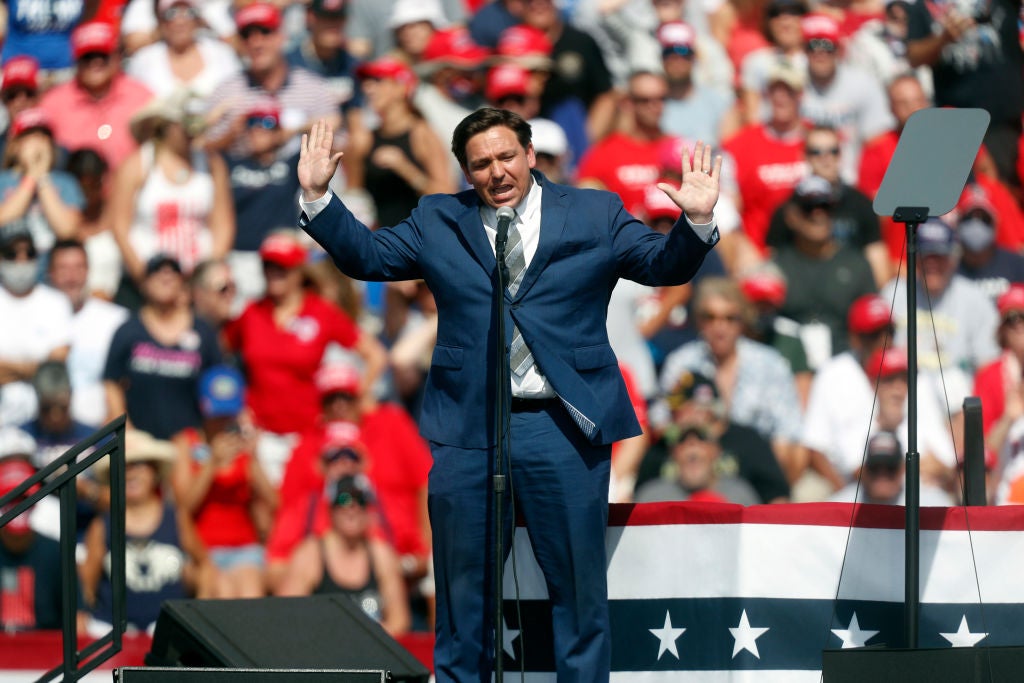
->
<box><xmin>299</xmin><ymin>190</ymin><xmax>335</xmax><ymax>220</ymax></box>
<box><xmin>684</xmin><ymin>215</ymin><xmax>719</xmax><ymax>245</ymax></box>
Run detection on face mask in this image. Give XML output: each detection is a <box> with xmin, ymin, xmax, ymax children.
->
<box><xmin>0</xmin><ymin>260</ymin><xmax>38</xmax><ymax>294</ymax></box>
<box><xmin>958</xmin><ymin>218</ymin><xmax>995</xmax><ymax>252</ymax></box>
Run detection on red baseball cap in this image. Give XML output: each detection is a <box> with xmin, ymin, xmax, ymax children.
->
<box><xmin>1</xmin><ymin>56</ymin><xmax>39</xmax><ymax>92</ymax></box>
<box><xmin>486</xmin><ymin>63</ymin><xmax>530</xmax><ymax>101</ymax></box>
<box><xmin>259</xmin><ymin>232</ymin><xmax>306</xmax><ymax>268</ymax></box>
<box><xmin>10</xmin><ymin>107</ymin><xmax>52</xmax><ymax>138</ymax></box>
<box><xmin>245</xmin><ymin>100</ymin><xmax>281</xmax><ymax>127</ymax></box>
<box><xmin>235</xmin><ymin>2</ymin><xmax>282</xmax><ymax>32</ymax></box>
<box><xmin>957</xmin><ymin>183</ymin><xmax>997</xmax><ymax>220</ymax></box>
<box><xmin>847</xmin><ymin>294</ymin><xmax>892</xmax><ymax>335</ymax></box>
<box><xmin>315</xmin><ymin>362</ymin><xmax>362</xmax><ymax>397</ymax></box>
<box><xmin>356</xmin><ymin>56</ymin><xmax>418</xmax><ymax>91</ymax></box>
<box><xmin>740</xmin><ymin>271</ymin><xmax>787</xmax><ymax>309</ymax></box>
<box><xmin>422</xmin><ymin>27</ymin><xmax>490</xmax><ymax>69</ymax></box>
<box><xmin>642</xmin><ymin>182</ymin><xmax>682</xmax><ymax>222</ymax></box>
<box><xmin>867</xmin><ymin>346</ymin><xmax>908</xmax><ymax>379</ymax></box>
<box><xmin>997</xmin><ymin>284</ymin><xmax>1024</xmax><ymax>317</ymax></box>
<box><xmin>497</xmin><ymin>25</ymin><xmax>552</xmax><ymax>58</ymax></box>
<box><xmin>802</xmin><ymin>14</ymin><xmax>840</xmax><ymax>43</ymax></box>
<box><xmin>71</xmin><ymin>21</ymin><xmax>118</xmax><ymax>60</ymax></box>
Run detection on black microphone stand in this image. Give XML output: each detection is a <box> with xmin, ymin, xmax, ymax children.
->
<box><xmin>492</xmin><ymin>213</ymin><xmax>512</xmax><ymax>681</ymax></box>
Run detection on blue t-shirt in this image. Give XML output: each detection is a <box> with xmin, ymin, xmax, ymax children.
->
<box><xmin>0</xmin><ymin>534</ymin><xmax>63</xmax><ymax>630</ymax></box>
<box><xmin>285</xmin><ymin>43</ymin><xmax>363</xmax><ymax>112</ymax></box>
<box><xmin>227</xmin><ymin>150</ymin><xmax>302</xmax><ymax>251</ymax></box>
<box><xmin>0</xmin><ymin>169</ymin><xmax>84</xmax><ymax>253</ymax></box>
<box><xmin>2</xmin><ymin>0</ymin><xmax>83</xmax><ymax>70</ymax></box>
<box><xmin>102</xmin><ymin>315</ymin><xmax>222</xmax><ymax>439</ymax></box>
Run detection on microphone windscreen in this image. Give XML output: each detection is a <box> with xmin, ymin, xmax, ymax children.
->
<box><xmin>496</xmin><ymin>206</ymin><xmax>515</xmax><ymax>223</ymax></box>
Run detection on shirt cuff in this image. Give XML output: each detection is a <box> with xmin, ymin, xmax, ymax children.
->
<box><xmin>299</xmin><ymin>190</ymin><xmax>334</xmax><ymax>220</ymax></box>
<box><xmin>684</xmin><ymin>215</ymin><xmax>719</xmax><ymax>245</ymax></box>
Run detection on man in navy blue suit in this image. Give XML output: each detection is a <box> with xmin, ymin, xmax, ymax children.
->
<box><xmin>298</xmin><ymin>109</ymin><xmax>721</xmax><ymax>682</ymax></box>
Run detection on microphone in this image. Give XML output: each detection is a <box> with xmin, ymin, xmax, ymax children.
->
<box><xmin>495</xmin><ymin>206</ymin><xmax>515</xmax><ymax>283</ymax></box>
<box><xmin>495</xmin><ymin>206</ymin><xmax>515</xmax><ymax>246</ymax></box>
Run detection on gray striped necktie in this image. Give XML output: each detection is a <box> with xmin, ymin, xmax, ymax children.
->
<box><xmin>503</xmin><ymin>212</ymin><xmax>533</xmax><ymax>375</ymax></box>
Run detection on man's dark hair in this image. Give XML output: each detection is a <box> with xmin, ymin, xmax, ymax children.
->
<box><xmin>451</xmin><ymin>108</ymin><xmax>532</xmax><ymax>169</ymax></box>
<box><xmin>49</xmin><ymin>239</ymin><xmax>87</xmax><ymax>268</ymax></box>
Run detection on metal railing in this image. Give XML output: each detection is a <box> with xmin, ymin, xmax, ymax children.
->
<box><xmin>0</xmin><ymin>415</ymin><xmax>127</xmax><ymax>682</ymax></box>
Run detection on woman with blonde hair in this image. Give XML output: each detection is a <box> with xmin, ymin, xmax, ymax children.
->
<box><xmin>110</xmin><ymin>88</ymin><xmax>234</xmax><ymax>306</ymax></box>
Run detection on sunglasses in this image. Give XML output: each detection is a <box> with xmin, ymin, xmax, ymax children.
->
<box><xmin>662</xmin><ymin>46</ymin><xmax>695</xmax><ymax>59</ymax></box>
<box><xmin>865</xmin><ymin>462</ymin><xmax>901</xmax><ymax>477</ymax></box>
<box><xmin>78</xmin><ymin>52</ymin><xmax>111</xmax><ymax>65</ymax></box>
<box><xmin>631</xmin><ymin>95</ymin><xmax>667</xmax><ymax>105</ymax></box>
<box><xmin>807</xmin><ymin>38</ymin><xmax>837</xmax><ymax>53</ymax></box>
<box><xmin>807</xmin><ymin>146</ymin><xmax>840</xmax><ymax>157</ymax></box>
<box><xmin>162</xmin><ymin>5</ymin><xmax>198</xmax><ymax>20</ymax></box>
<box><xmin>215</xmin><ymin>281</ymin><xmax>237</xmax><ymax>296</ymax></box>
<box><xmin>246</xmin><ymin>115</ymin><xmax>279</xmax><ymax>129</ymax></box>
<box><xmin>767</xmin><ymin>6</ymin><xmax>805</xmax><ymax>18</ymax></box>
<box><xmin>2</xmin><ymin>88</ymin><xmax>36</xmax><ymax>103</ymax></box>
<box><xmin>332</xmin><ymin>491</ymin><xmax>366</xmax><ymax>508</ymax></box>
<box><xmin>1</xmin><ymin>246</ymin><xmax>37</xmax><ymax>260</ymax></box>
<box><xmin>699</xmin><ymin>312</ymin><xmax>741</xmax><ymax>324</ymax></box>
<box><xmin>1003</xmin><ymin>311</ymin><xmax>1024</xmax><ymax>327</ymax></box>
<box><xmin>240</xmin><ymin>25</ymin><xmax>274</xmax><ymax>40</ymax></box>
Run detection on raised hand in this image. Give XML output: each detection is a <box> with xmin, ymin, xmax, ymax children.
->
<box><xmin>299</xmin><ymin>118</ymin><xmax>344</xmax><ymax>201</ymax></box>
<box><xmin>657</xmin><ymin>141</ymin><xmax>723</xmax><ymax>225</ymax></box>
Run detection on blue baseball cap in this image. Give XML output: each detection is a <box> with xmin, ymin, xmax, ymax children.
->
<box><xmin>917</xmin><ymin>218</ymin><xmax>955</xmax><ymax>255</ymax></box>
<box><xmin>198</xmin><ymin>365</ymin><xmax>245</xmax><ymax>418</ymax></box>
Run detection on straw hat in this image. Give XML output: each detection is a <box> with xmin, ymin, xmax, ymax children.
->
<box><xmin>129</xmin><ymin>87</ymin><xmax>205</xmax><ymax>142</ymax></box>
<box><xmin>93</xmin><ymin>430</ymin><xmax>177</xmax><ymax>483</ymax></box>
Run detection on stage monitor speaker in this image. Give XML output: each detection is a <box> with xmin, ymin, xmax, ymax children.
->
<box><xmin>117</xmin><ymin>668</ymin><xmax>386</xmax><ymax>682</ymax></box>
<box><xmin>823</xmin><ymin>645</ymin><xmax>1024</xmax><ymax>682</ymax></box>
<box><xmin>147</xmin><ymin>595</ymin><xmax>430</xmax><ymax>683</ymax></box>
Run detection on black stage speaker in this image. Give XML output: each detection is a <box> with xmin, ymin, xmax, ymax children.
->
<box><xmin>117</xmin><ymin>668</ymin><xmax>385</xmax><ymax>682</ymax></box>
<box><xmin>823</xmin><ymin>645</ymin><xmax>1024</xmax><ymax>682</ymax></box>
<box><xmin>146</xmin><ymin>595</ymin><xmax>430</xmax><ymax>683</ymax></box>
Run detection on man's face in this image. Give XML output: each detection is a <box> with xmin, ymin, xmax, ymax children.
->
<box><xmin>889</xmin><ymin>77</ymin><xmax>929</xmax><ymax>129</ymax></box>
<box><xmin>76</xmin><ymin>52</ymin><xmax>117</xmax><ymax>93</ymax></box>
<box><xmin>310</xmin><ymin>13</ymin><xmax>347</xmax><ymax>52</ymax></box>
<box><xmin>920</xmin><ymin>252</ymin><xmax>953</xmax><ymax>296</ymax></box>
<box><xmin>662</xmin><ymin>48</ymin><xmax>694</xmax><ymax>83</ymax></box>
<box><xmin>2</xmin><ymin>85</ymin><xmax>38</xmax><ymax>118</ymax></box>
<box><xmin>697</xmin><ymin>295</ymin><xmax>744</xmax><ymax>358</ymax></box>
<box><xmin>522</xmin><ymin>0</ymin><xmax>559</xmax><ymax>31</ymax></box>
<box><xmin>240</xmin><ymin>24</ymin><xmax>285</xmax><ymax>74</ymax></box>
<box><xmin>806</xmin><ymin>38</ymin><xmax>838</xmax><ymax>82</ymax></box>
<box><xmin>48</xmin><ymin>247</ymin><xmax>89</xmax><ymax>308</ymax></box>
<box><xmin>462</xmin><ymin>125</ymin><xmax>536</xmax><ymax>209</ymax></box>
<box><xmin>629</xmin><ymin>73</ymin><xmax>668</xmax><ymax>131</ymax></box>
<box><xmin>672</xmin><ymin>430</ymin><xmax>718</xmax><ymax>492</ymax></box>
<box><xmin>805</xmin><ymin>130</ymin><xmax>841</xmax><ymax>183</ymax></box>
<box><xmin>767</xmin><ymin>82</ymin><xmax>801</xmax><ymax>126</ymax></box>
<box><xmin>863</xmin><ymin>458</ymin><xmax>904</xmax><ymax>501</ymax></box>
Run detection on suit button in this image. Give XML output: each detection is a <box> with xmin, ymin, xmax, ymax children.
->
<box><xmin>511</xmin><ymin>303</ymin><xmax>520</xmax><ymax>310</ymax></box>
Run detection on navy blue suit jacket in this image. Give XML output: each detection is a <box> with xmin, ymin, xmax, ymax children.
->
<box><xmin>302</xmin><ymin>173</ymin><xmax>717</xmax><ymax>448</ymax></box>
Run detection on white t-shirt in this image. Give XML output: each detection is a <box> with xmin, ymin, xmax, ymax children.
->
<box><xmin>802</xmin><ymin>351</ymin><xmax>957</xmax><ymax>480</ymax></box>
<box><xmin>0</xmin><ymin>285</ymin><xmax>73</xmax><ymax>425</ymax></box>
<box><xmin>126</xmin><ymin>37</ymin><xmax>242</xmax><ymax>99</ymax></box>
<box><xmin>606</xmin><ymin>279</ymin><xmax>657</xmax><ymax>399</ymax></box>
<box><xmin>69</xmin><ymin>298</ymin><xmax>130</xmax><ymax>427</ymax></box>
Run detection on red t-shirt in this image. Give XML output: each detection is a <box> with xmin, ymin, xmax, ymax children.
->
<box><xmin>224</xmin><ymin>293</ymin><xmax>361</xmax><ymax>434</ymax></box>
<box><xmin>974</xmin><ymin>355</ymin><xmax>1008</xmax><ymax>437</ymax></box>
<box><xmin>267</xmin><ymin>405</ymin><xmax>432</xmax><ymax>562</ymax></box>
<box><xmin>577</xmin><ymin>132</ymin><xmax>666</xmax><ymax>217</ymax></box>
<box><xmin>722</xmin><ymin>124</ymin><xmax>807</xmax><ymax>251</ymax></box>
<box><xmin>181</xmin><ymin>429</ymin><xmax>260</xmax><ymax>549</ymax></box>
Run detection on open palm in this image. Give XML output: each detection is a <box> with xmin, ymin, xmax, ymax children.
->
<box><xmin>298</xmin><ymin>119</ymin><xmax>344</xmax><ymax>201</ymax></box>
<box><xmin>657</xmin><ymin>141</ymin><xmax>722</xmax><ymax>225</ymax></box>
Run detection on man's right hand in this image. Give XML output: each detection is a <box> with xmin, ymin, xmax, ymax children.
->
<box><xmin>299</xmin><ymin>119</ymin><xmax>344</xmax><ymax>202</ymax></box>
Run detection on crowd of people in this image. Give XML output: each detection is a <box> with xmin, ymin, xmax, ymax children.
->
<box><xmin>0</xmin><ymin>0</ymin><xmax>1022</xmax><ymax>641</ymax></box>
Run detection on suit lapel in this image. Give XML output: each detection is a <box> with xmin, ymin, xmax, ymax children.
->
<box><xmin>454</xmin><ymin>197</ymin><xmax>497</xmax><ymax>278</ymax></box>
<box><xmin>512</xmin><ymin>178</ymin><xmax>569</xmax><ymax>300</ymax></box>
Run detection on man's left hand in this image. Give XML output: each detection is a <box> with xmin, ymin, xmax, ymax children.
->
<box><xmin>658</xmin><ymin>141</ymin><xmax>723</xmax><ymax>225</ymax></box>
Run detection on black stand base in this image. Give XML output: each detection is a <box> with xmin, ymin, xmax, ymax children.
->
<box><xmin>823</xmin><ymin>645</ymin><xmax>1024</xmax><ymax>682</ymax></box>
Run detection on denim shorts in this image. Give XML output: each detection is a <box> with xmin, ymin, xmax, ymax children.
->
<box><xmin>209</xmin><ymin>543</ymin><xmax>265</xmax><ymax>570</ymax></box>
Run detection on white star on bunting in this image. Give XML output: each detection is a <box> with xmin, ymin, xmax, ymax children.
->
<box><xmin>502</xmin><ymin>617</ymin><xmax>521</xmax><ymax>659</ymax></box>
<box><xmin>730</xmin><ymin>609</ymin><xmax>770</xmax><ymax>659</ymax></box>
<box><xmin>831</xmin><ymin>613</ymin><xmax>880</xmax><ymax>649</ymax></box>
<box><xmin>648</xmin><ymin>610</ymin><xmax>686</xmax><ymax>660</ymax></box>
<box><xmin>940</xmin><ymin>616</ymin><xmax>988</xmax><ymax>647</ymax></box>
